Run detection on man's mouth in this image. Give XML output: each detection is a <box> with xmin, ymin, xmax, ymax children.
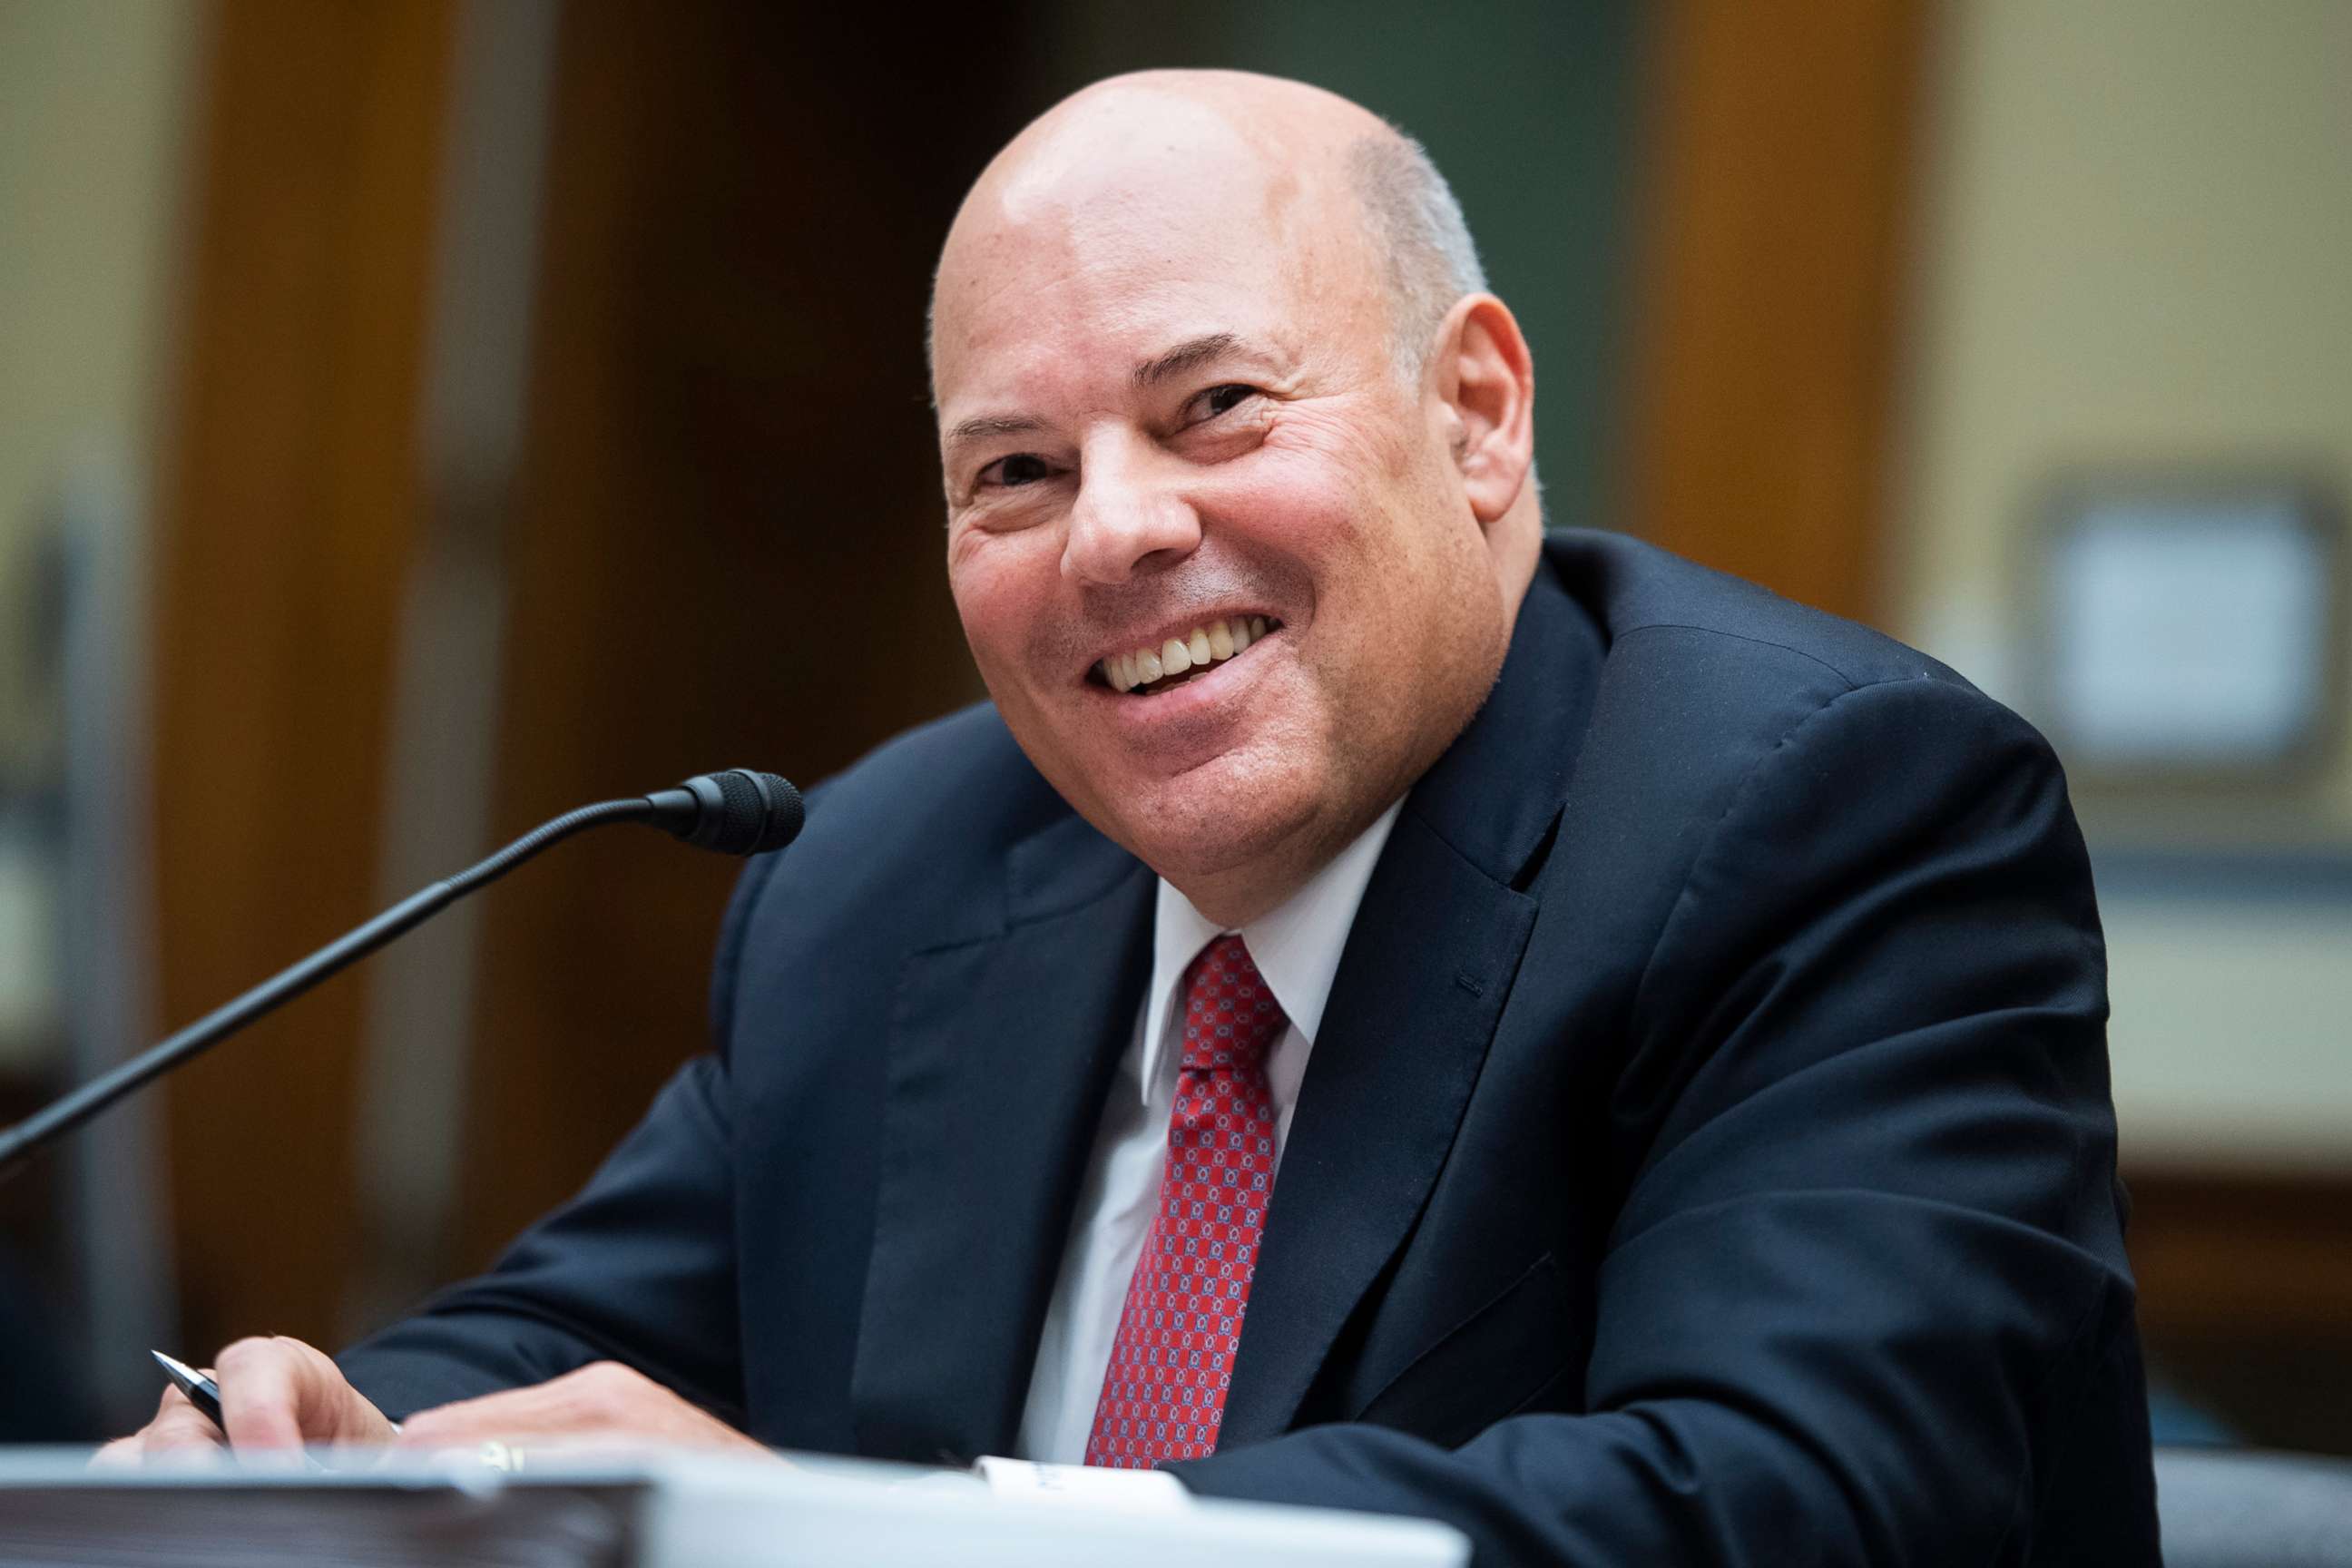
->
<box><xmin>1093</xmin><ymin>615</ymin><xmax>1279</xmax><ymax>696</ymax></box>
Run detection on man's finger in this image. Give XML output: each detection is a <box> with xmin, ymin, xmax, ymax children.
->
<box><xmin>393</xmin><ymin>1362</ymin><xmax>757</xmax><ymax>1454</ymax></box>
<box><xmin>90</xmin><ymin>1436</ymin><xmax>146</xmax><ymax>1469</ymax></box>
<box><xmin>137</xmin><ymin>1387</ymin><xmax>231</xmax><ymax>1456</ymax></box>
<box><xmin>143</xmin><ymin>1391</ymin><xmax>228</xmax><ymax>1457</ymax></box>
<box><xmin>85</xmin><ymin>1387</ymin><xmax>233</xmax><ymax>1467</ymax></box>
<box><xmin>393</xmin><ymin>1377</ymin><xmax>599</xmax><ymax>1446</ymax></box>
<box><xmin>212</xmin><ymin>1337</ymin><xmax>312</xmax><ymax>1456</ymax></box>
<box><xmin>213</xmin><ymin>1335</ymin><xmax>397</xmax><ymax>1457</ymax></box>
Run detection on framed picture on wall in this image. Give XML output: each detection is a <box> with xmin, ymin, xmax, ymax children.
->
<box><xmin>2028</xmin><ymin>473</ymin><xmax>2342</xmax><ymax>784</ymax></box>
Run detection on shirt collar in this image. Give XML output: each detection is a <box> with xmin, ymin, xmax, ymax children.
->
<box><xmin>1138</xmin><ymin>799</ymin><xmax>1406</xmax><ymax>1102</ymax></box>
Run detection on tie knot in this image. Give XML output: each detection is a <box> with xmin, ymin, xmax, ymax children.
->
<box><xmin>1178</xmin><ymin>934</ymin><xmax>1287</xmax><ymax>1073</ymax></box>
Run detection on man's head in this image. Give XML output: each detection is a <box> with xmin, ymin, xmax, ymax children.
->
<box><xmin>932</xmin><ymin>70</ymin><xmax>1542</xmax><ymax>925</ymax></box>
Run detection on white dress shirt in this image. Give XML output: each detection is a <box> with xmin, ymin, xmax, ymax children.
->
<box><xmin>1010</xmin><ymin>800</ymin><xmax>1406</xmax><ymax>1465</ymax></box>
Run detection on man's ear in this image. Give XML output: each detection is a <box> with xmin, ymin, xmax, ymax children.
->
<box><xmin>1430</xmin><ymin>294</ymin><xmax>1535</xmax><ymax>524</ymax></box>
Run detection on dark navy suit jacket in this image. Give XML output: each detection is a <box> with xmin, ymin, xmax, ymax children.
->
<box><xmin>342</xmin><ymin>531</ymin><xmax>2161</xmax><ymax>1564</ymax></box>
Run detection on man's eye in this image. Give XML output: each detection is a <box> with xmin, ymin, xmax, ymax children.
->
<box><xmin>981</xmin><ymin>453</ymin><xmax>1054</xmax><ymax>488</ymax></box>
<box><xmin>1196</xmin><ymin>384</ymin><xmax>1258</xmax><ymax>420</ymax></box>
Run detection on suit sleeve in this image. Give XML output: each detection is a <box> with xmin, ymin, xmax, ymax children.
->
<box><xmin>1171</xmin><ymin>676</ymin><xmax>2152</xmax><ymax>1564</ymax></box>
<box><xmin>335</xmin><ymin>851</ymin><xmax>782</xmax><ymax>1425</ymax></box>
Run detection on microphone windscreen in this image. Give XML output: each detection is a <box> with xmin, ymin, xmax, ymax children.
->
<box><xmin>701</xmin><ymin>769</ymin><xmax>804</xmax><ymax>855</ymax></box>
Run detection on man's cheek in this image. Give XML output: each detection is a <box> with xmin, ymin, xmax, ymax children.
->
<box><xmin>1265</xmin><ymin>394</ymin><xmax>1416</xmax><ymax>480</ymax></box>
<box><xmin>1209</xmin><ymin>461</ymin><xmax>1381</xmax><ymax>584</ymax></box>
<box><xmin>952</xmin><ymin>574</ymin><xmax>1051</xmax><ymax>686</ymax></box>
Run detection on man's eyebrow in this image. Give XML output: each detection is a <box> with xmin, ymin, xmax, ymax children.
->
<box><xmin>944</xmin><ymin>413</ymin><xmax>1047</xmax><ymax>449</ymax></box>
<box><xmin>1132</xmin><ymin>332</ymin><xmax>1249</xmax><ymax>388</ymax></box>
<box><xmin>942</xmin><ymin>335</ymin><xmax>1263</xmax><ymax>450</ymax></box>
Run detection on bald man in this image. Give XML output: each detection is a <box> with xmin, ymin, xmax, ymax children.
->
<box><xmin>109</xmin><ymin>73</ymin><xmax>2158</xmax><ymax>1565</ymax></box>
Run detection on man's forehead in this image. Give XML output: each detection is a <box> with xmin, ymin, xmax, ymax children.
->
<box><xmin>931</xmin><ymin>114</ymin><xmax>1370</xmax><ymax>400</ymax></box>
<box><xmin>939</xmin><ymin>113</ymin><xmax>1304</xmax><ymax>320</ymax></box>
<box><xmin>936</xmin><ymin>223</ymin><xmax>1304</xmax><ymax>416</ymax></box>
<box><xmin>944</xmin><ymin>191</ymin><xmax>1285</xmax><ymax>321</ymax></box>
<box><xmin>990</xmin><ymin>85</ymin><xmax>1274</xmax><ymax>225</ymax></box>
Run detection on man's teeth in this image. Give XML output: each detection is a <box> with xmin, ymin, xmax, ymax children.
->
<box><xmin>1099</xmin><ymin>616</ymin><xmax>1271</xmax><ymax>692</ymax></box>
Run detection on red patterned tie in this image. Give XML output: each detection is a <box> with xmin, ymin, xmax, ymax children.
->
<box><xmin>1084</xmin><ymin>934</ymin><xmax>1287</xmax><ymax>1467</ymax></box>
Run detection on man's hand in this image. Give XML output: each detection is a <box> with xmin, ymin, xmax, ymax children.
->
<box><xmin>93</xmin><ymin>1336</ymin><xmax>397</xmax><ymax>1466</ymax></box>
<box><xmin>391</xmin><ymin>1361</ymin><xmax>765</xmax><ymax>1460</ymax></box>
<box><xmin>95</xmin><ymin>1341</ymin><xmax>762</xmax><ymax>1469</ymax></box>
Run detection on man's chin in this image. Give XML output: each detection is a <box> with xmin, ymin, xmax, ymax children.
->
<box><xmin>1087</xmin><ymin>763</ymin><xmax>1328</xmax><ymax>896</ymax></box>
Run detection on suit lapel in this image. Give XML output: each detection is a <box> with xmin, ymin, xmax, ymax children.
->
<box><xmin>1218</xmin><ymin>816</ymin><xmax>1538</xmax><ymax>1444</ymax></box>
<box><xmin>1220</xmin><ymin>560</ymin><xmax>1602</xmax><ymax>1444</ymax></box>
<box><xmin>849</xmin><ymin>814</ymin><xmax>1153</xmax><ymax>1464</ymax></box>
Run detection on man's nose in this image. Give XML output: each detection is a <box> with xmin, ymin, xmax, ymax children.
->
<box><xmin>1062</xmin><ymin>435</ymin><xmax>1200</xmax><ymax>586</ymax></box>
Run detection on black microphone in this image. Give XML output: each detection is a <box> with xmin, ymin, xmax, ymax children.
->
<box><xmin>0</xmin><ymin>769</ymin><xmax>803</xmax><ymax>1176</ymax></box>
<box><xmin>642</xmin><ymin>768</ymin><xmax>804</xmax><ymax>854</ymax></box>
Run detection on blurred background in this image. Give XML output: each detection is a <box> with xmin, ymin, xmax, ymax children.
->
<box><xmin>0</xmin><ymin>0</ymin><xmax>2345</xmax><ymax>1452</ymax></box>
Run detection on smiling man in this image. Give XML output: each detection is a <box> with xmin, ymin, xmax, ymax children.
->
<box><xmin>109</xmin><ymin>72</ymin><xmax>2159</xmax><ymax>1565</ymax></box>
<box><xmin>934</xmin><ymin>76</ymin><xmax>1538</xmax><ymax>933</ymax></box>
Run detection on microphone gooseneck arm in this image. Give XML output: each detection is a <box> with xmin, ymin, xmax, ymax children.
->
<box><xmin>0</xmin><ymin>798</ymin><xmax>652</xmax><ymax>1175</ymax></box>
<box><xmin>0</xmin><ymin>772</ymin><xmax>800</xmax><ymax>1176</ymax></box>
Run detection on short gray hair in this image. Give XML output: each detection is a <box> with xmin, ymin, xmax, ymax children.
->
<box><xmin>1347</xmin><ymin>129</ymin><xmax>1488</xmax><ymax>376</ymax></box>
